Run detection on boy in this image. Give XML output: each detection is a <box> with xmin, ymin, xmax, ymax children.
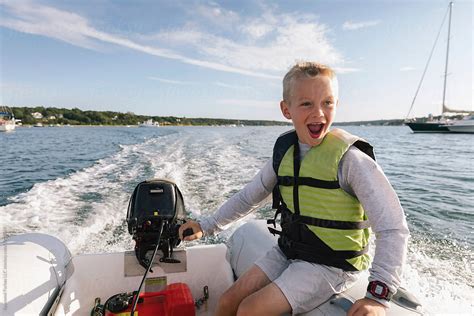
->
<box><xmin>179</xmin><ymin>62</ymin><xmax>409</xmax><ymax>316</ymax></box>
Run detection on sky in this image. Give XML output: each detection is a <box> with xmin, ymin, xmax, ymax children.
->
<box><xmin>0</xmin><ymin>0</ymin><xmax>472</xmax><ymax>122</ymax></box>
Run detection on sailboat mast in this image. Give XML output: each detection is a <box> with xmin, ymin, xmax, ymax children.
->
<box><xmin>441</xmin><ymin>2</ymin><xmax>453</xmax><ymax>114</ymax></box>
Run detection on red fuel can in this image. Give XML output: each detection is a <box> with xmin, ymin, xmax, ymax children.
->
<box><xmin>105</xmin><ymin>283</ymin><xmax>195</xmax><ymax>316</ymax></box>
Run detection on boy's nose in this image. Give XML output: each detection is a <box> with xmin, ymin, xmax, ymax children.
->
<box><xmin>310</xmin><ymin>105</ymin><xmax>324</xmax><ymax>117</ymax></box>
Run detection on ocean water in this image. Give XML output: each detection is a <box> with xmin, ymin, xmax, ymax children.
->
<box><xmin>0</xmin><ymin>126</ymin><xmax>472</xmax><ymax>315</ymax></box>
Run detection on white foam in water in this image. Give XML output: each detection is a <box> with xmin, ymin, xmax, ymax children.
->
<box><xmin>402</xmin><ymin>244</ymin><xmax>473</xmax><ymax>315</ymax></box>
<box><xmin>1</xmin><ymin>127</ymin><xmax>472</xmax><ymax>314</ymax></box>
<box><xmin>0</xmin><ymin>133</ymin><xmax>185</xmax><ymax>252</ymax></box>
<box><xmin>1</xmin><ymin>150</ymin><xmax>131</xmax><ymax>253</ymax></box>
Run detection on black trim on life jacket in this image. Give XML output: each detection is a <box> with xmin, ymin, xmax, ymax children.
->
<box><xmin>292</xmin><ymin>135</ymin><xmax>301</xmax><ymax>216</ymax></box>
<box><xmin>272</xmin><ymin>130</ymin><xmax>298</xmax><ymax>174</ymax></box>
<box><xmin>280</xmin><ymin>237</ymin><xmax>368</xmax><ymax>259</ymax></box>
<box><xmin>271</xmin><ymin>130</ymin><xmax>297</xmax><ymax>210</ymax></box>
<box><xmin>277</xmin><ymin>176</ymin><xmax>340</xmax><ymax>189</ymax></box>
<box><xmin>271</xmin><ymin>130</ymin><xmax>297</xmax><ymax>211</ymax></box>
<box><xmin>296</xmin><ymin>214</ymin><xmax>370</xmax><ymax>230</ymax></box>
<box><xmin>353</xmin><ymin>140</ymin><xmax>376</xmax><ymax>161</ymax></box>
<box><xmin>269</xmin><ymin>214</ymin><xmax>369</xmax><ymax>231</ymax></box>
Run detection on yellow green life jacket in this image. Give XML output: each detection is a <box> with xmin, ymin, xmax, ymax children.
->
<box><xmin>268</xmin><ymin>128</ymin><xmax>375</xmax><ymax>271</ymax></box>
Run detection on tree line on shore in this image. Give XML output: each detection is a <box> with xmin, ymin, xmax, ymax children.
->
<box><xmin>10</xmin><ymin>106</ymin><xmax>449</xmax><ymax>127</ymax></box>
<box><xmin>9</xmin><ymin>106</ymin><xmax>291</xmax><ymax>126</ymax></box>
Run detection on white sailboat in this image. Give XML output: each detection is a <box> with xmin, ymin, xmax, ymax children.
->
<box><xmin>0</xmin><ymin>106</ymin><xmax>16</xmax><ymax>132</ymax></box>
<box><xmin>139</xmin><ymin>119</ymin><xmax>160</xmax><ymax>127</ymax></box>
<box><xmin>405</xmin><ymin>2</ymin><xmax>472</xmax><ymax>133</ymax></box>
<box><xmin>446</xmin><ymin>115</ymin><xmax>474</xmax><ymax>133</ymax></box>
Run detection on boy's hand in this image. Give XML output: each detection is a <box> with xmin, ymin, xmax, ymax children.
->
<box><xmin>178</xmin><ymin>220</ymin><xmax>203</xmax><ymax>241</ymax></box>
<box><xmin>347</xmin><ymin>298</ymin><xmax>386</xmax><ymax>316</ymax></box>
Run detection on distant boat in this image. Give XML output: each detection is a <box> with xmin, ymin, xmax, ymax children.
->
<box><xmin>405</xmin><ymin>119</ymin><xmax>450</xmax><ymax>133</ymax></box>
<box><xmin>0</xmin><ymin>106</ymin><xmax>16</xmax><ymax>132</ymax></box>
<box><xmin>139</xmin><ymin>119</ymin><xmax>160</xmax><ymax>127</ymax></box>
<box><xmin>446</xmin><ymin>115</ymin><xmax>474</xmax><ymax>133</ymax></box>
<box><xmin>405</xmin><ymin>2</ymin><xmax>472</xmax><ymax>133</ymax></box>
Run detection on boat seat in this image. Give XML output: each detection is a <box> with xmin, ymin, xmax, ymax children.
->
<box><xmin>0</xmin><ymin>233</ymin><xmax>73</xmax><ymax>315</ymax></box>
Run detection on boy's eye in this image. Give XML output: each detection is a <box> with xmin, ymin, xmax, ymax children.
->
<box><xmin>301</xmin><ymin>101</ymin><xmax>312</xmax><ymax>107</ymax></box>
<box><xmin>324</xmin><ymin>100</ymin><xmax>334</xmax><ymax>107</ymax></box>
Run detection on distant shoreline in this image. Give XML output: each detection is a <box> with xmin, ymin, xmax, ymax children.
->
<box><xmin>7</xmin><ymin>106</ymin><xmax>469</xmax><ymax>127</ymax></box>
<box><xmin>15</xmin><ymin>123</ymin><xmax>410</xmax><ymax>128</ymax></box>
<box><xmin>7</xmin><ymin>106</ymin><xmax>291</xmax><ymax>127</ymax></box>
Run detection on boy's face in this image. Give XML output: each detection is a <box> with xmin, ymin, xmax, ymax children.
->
<box><xmin>280</xmin><ymin>75</ymin><xmax>338</xmax><ymax>147</ymax></box>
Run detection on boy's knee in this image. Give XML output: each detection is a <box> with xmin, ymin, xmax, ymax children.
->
<box><xmin>217</xmin><ymin>288</ymin><xmax>240</xmax><ymax>312</ymax></box>
<box><xmin>236</xmin><ymin>297</ymin><xmax>259</xmax><ymax>316</ymax></box>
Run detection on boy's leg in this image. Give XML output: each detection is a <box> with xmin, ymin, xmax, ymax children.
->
<box><xmin>237</xmin><ymin>282</ymin><xmax>292</xmax><ymax>316</ymax></box>
<box><xmin>272</xmin><ymin>261</ymin><xmax>361</xmax><ymax>315</ymax></box>
<box><xmin>215</xmin><ymin>264</ymin><xmax>271</xmax><ymax>316</ymax></box>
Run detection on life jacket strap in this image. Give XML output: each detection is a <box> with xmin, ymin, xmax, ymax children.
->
<box><xmin>277</xmin><ymin>176</ymin><xmax>340</xmax><ymax>189</ymax></box>
<box><xmin>277</xmin><ymin>206</ymin><xmax>370</xmax><ymax>230</ymax></box>
<box><xmin>280</xmin><ymin>236</ymin><xmax>368</xmax><ymax>259</ymax></box>
<box><xmin>292</xmin><ymin>137</ymin><xmax>301</xmax><ymax>216</ymax></box>
<box><xmin>295</xmin><ymin>214</ymin><xmax>370</xmax><ymax>230</ymax></box>
<box><xmin>267</xmin><ymin>226</ymin><xmax>282</xmax><ymax>236</ymax></box>
<box><xmin>271</xmin><ymin>185</ymin><xmax>281</xmax><ymax>209</ymax></box>
<box><xmin>267</xmin><ymin>203</ymin><xmax>286</xmax><ymax>234</ymax></box>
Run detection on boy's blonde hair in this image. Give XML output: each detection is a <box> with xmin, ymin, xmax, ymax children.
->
<box><xmin>283</xmin><ymin>62</ymin><xmax>338</xmax><ymax>102</ymax></box>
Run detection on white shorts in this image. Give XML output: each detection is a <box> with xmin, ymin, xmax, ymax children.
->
<box><xmin>255</xmin><ymin>245</ymin><xmax>361</xmax><ymax>315</ymax></box>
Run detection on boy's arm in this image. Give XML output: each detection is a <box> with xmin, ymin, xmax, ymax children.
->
<box><xmin>339</xmin><ymin>146</ymin><xmax>410</xmax><ymax>308</ymax></box>
<box><xmin>199</xmin><ymin>159</ymin><xmax>277</xmax><ymax>235</ymax></box>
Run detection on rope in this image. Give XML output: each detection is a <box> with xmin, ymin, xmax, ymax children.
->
<box><xmin>405</xmin><ymin>4</ymin><xmax>450</xmax><ymax>120</ymax></box>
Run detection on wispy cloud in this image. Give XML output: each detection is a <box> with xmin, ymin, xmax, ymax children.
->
<box><xmin>193</xmin><ymin>3</ymin><xmax>240</xmax><ymax>28</ymax></box>
<box><xmin>148</xmin><ymin>77</ymin><xmax>194</xmax><ymax>85</ymax></box>
<box><xmin>214</xmin><ymin>82</ymin><xmax>252</xmax><ymax>90</ymax></box>
<box><xmin>1</xmin><ymin>1</ymin><xmax>353</xmax><ymax>78</ymax></box>
<box><xmin>239</xmin><ymin>21</ymin><xmax>274</xmax><ymax>40</ymax></box>
<box><xmin>0</xmin><ymin>1</ymin><xmax>100</xmax><ymax>50</ymax></box>
<box><xmin>342</xmin><ymin>20</ymin><xmax>381</xmax><ymax>31</ymax></box>
<box><xmin>153</xmin><ymin>12</ymin><xmax>343</xmax><ymax>73</ymax></box>
<box><xmin>0</xmin><ymin>1</ymin><xmax>278</xmax><ymax>79</ymax></box>
<box><xmin>400</xmin><ymin>66</ymin><xmax>416</xmax><ymax>72</ymax></box>
<box><xmin>333</xmin><ymin>67</ymin><xmax>361</xmax><ymax>74</ymax></box>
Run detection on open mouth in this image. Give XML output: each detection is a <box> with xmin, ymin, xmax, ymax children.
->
<box><xmin>307</xmin><ymin>123</ymin><xmax>324</xmax><ymax>138</ymax></box>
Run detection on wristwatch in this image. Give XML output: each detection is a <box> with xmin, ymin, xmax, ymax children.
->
<box><xmin>367</xmin><ymin>281</ymin><xmax>393</xmax><ymax>301</ymax></box>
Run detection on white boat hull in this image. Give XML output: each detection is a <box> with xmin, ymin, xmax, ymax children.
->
<box><xmin>0</xmin><ymin>121</ymin><xmax>15</xmax><ymax>132</ymax></box>
<box><xmin>1</xmin><ymin>221</ymin><xmax>423</xmax><ymax>315</ymax></box>
<box><xmin>447</xmin><ymin>124</ymin><xmax>474</xmax><ymax>133</ymax></box>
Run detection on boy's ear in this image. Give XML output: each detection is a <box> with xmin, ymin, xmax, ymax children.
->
<box><xmin>280</xmin><ymin>101</ymin><xmax>291</xmax><ymax>119</ymax></box>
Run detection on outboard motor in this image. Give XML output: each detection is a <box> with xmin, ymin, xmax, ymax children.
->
<box><xmin>126</xmin><ymin>179</ymin><xmax>186</xmax><ymax>269</ymax></box>
<box><xmin>91</xmin><ymin>179</ymin><xmax>200</xmax><ymax>316</ymax></box>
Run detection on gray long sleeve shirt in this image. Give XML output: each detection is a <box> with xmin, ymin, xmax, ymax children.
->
<box><xmin>199</xmin><ymin>142</ymin><xmax>409</xmax><ymax>302</ymax></box>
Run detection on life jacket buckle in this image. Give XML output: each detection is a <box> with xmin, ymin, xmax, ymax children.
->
<box><xmin>267</xmin><ymin>227</ymin><xmax>282</xmax><ymax>236</ymax></box>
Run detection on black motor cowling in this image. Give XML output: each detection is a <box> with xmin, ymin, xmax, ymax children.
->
<box><xmin>126</xmin><ymin>179</ymin><xmax>186</xmax><ymax>268</ymax></box>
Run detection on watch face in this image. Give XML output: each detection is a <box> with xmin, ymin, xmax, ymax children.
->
<box><xmin>374</xmin><ymin>284</ymin><xmax>386</xmax><ymax>296</ymax></box>
<box><xmin>368</xmin><ymin>281</ymin><xmax>390</xmax><ymax>300</ymax></box>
